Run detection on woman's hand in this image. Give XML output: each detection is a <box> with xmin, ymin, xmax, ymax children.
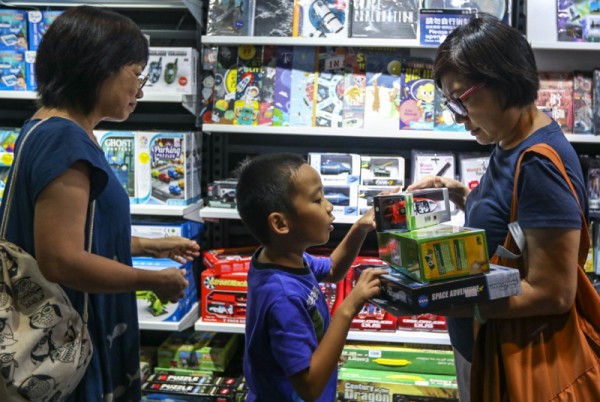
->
<box><xmin>152</xmin><ymin>268</ymin><xmax>189</xmax><ymax>303</ymax></box>
<box><xmin>134</xmin><ymin>236</ymin><xmax>201</xmax><ymax>264</ymax></box>
<box><xmin>406</xmin><ymin>176</ymin><xmax>470</xmax><ymax>211</ymax></box>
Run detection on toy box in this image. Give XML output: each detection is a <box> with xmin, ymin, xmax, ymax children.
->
<box><xmin>337</xmin><ymin>367</ymin><xmax>458</xmax><ymax>401</ymax></box>
<box><xmin>377</xmin><ymin>224</ymin><xmax>489</xmax><ymax>283</ymax></box>
<box><xmin>23</xmin><ymin>50</ymin><xmax>35</xmax><ymax>91</ymax></box>
<box><xmin>143</xmin><ymin>132</ymin><xmax>200</xmax><ymax>206</ymax></box>
<box><xmin>0</xmin><ymin>50</ymin><xmax>26</xmax><ymax>91</ymax></box>
<box><xmin>201</xmin><ymin>268</ymin><xmax>248</xmax><ymax>324</ymax></box>
<box><xmin>131</xmin><ymin>220</ymin><xmax>202</xmax><ymax>241</ymax></box>
<box><xmin>309</xmin><ymin>152</ymin><xmax>361</xmax><ymax>185</ymax></box>
<box><xmin>397</xmin><ymin>313</ymin><xmax>447</xmax><ymax>332</ymax></box>
<box><xmin>133</xmin><ymin>257</ymin><xmax>197</xmax><ymax>322</ymax></box>
<box><xmin>293</xmin><ymin>0</ymin><xmax>350</xmax><ymax>38</ymax></box>
<box><xmin>168</xmin><ymin>331</ymin><xmax>241</xmax><ymax>372</ymax></box>
<box><xmin>358</xmin><ymin>186</ymin><xmax>398</xmax><ymax>215</ymax></box>
<box><xmin>0</xmin><ymin>128</ymin><xmax>18</xmax><ymax>166</ymax></box>
<box><xmin>342</xmin><ymin>343</ymin><xmax>455</xmax><ymax>376</ymax></box>
<box><xmin>374</xmin><ymin>188</ymin><xmax>451</xmax><ymax>233</ymax></box>
<box><xmin>324</xmin><ymin>185</ymin><xmax>359</xmax><ymax>218</ymax></box>
<box><xmin>0</xmin><ymin>9</ymin><xmax>27</xmax><ymax>51</ymax></box>
<box><xmin>202</xmin><ymin>246</ymin><xmax>255</xmax><ymax>276</ymax></box>
<box><xmin>365</xmin><ymin>264</ymin><xmax>521</xmax><ymax>315</ymax></box>
<box><xmin>207</xmin><ymin>179</ymin><xmax>238</xmax><ymax>208</ymax></box>
<box><xmin>142</xmin><ymin>47</ymin><xmax>198</xmax><ymax>97</ymax></box>
<box><xmin>95</xmin><ymin>131</ymin><xmax>137</xmax><ymax>203</ymax></box>
<box><xmin>27</xmin><ymin>10</ymin><xmax>62</xmax><ymax>50</ymax></box>
<box><xmin>360</xmin><ymin>155</ymin><xmax>405</xmax><ymax>187</ymax></box>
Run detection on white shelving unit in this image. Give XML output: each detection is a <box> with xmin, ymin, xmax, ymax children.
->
<box><xmin>131</xmin><ymin>202</ymin><xmax>203</xmax><ymax>222</ymax></box>
<box><xmin>194</xmin><ymin>319</ymin><xmax>451</xmax><ymax>345</ymax></box>
<box><xmin>0</xmin><ymin>90</ymin><xmax>187</xmax><ymax>103</ymax></box>
<box><xmin>139</xmin><ymin>302</ymin><xmax>199</xmax><ymax>331</ymax></box>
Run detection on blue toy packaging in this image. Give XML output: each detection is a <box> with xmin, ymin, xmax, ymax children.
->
<box><xmin>27</xmin><ymin>10</ymin><xmax>62</xmax><ymax>50</ymax></box>
<box><xmin>0</xmin><ymin>50</ymin><xmax>26</xmax><ymax>91</ymax></box>
<box><xmin>0</xmin><ymin>9</ymin><xmax>27</xmax><ymax>51</ymax></box>
<box><xmin>95</xmin><ymin>131</ymin><xmax>137</xmax><ymax>203</ymax></box>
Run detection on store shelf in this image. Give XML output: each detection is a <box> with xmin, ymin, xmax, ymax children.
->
<box><xmin>532</xmin><ymin>42</ymin><xmax>600</xmax><ymax>51</ymax></box>
<box><xmin>200</xmin><ymin>206</ymin><xmax>359</xmax><ymax>224</ymax></box>
<box><xmin>131</xmin><ymin>202</ymin><xmax>203</xmax><ymax>222</ymax></box>
<box><xmin>202</xmin><ymin>124</ymin><xmax>475</xmax><ymax>141</ymax></box>
<box><xmin>0</xmin><ymin>0</ymin><xmax>191</xmax><ymax>7</ymax></box>
<box><xmin>0</xmin><ymin>90</ymin><xmax>190</xmax><ymax>104</ymax></box>
<box><xmin>139</xmin><ymin>302</ymin><xmax>199</xmax><ymax>331</ymax></box>
<box><xmin>194</xmin><ymin>319</ymin><xmax>450</xmax><ymax>345</ymax></box>
<box><xmin>201</xmin><ymin>36</ymin><xmax>435</xmax><ymax>49</ymax></box>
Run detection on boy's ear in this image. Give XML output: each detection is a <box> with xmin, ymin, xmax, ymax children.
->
<box><xmin>268</xmin><ymin>212</ymin><xmax>290</xmax><ymax>235</ymax></box>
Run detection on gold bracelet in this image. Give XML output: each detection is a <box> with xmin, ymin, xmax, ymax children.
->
<box><xmin>473</xmin><ymin>303</ymin><xmax>487</xmax><ymax>324</ymax></box>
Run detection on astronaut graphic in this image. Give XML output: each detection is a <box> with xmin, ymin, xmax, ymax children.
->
<box><xmin>29</xmin><ymin>302</ymin><xmax>63</xmax><ymax>330</ymax></box>
<box><xmin>0</xmin><ymin>352</ymin><xmax>18</xmax><ymax>384</ymax></box>
<box><xmin>14</xmin><ymin>277</ymin><xmax>44</xmax><ymax>308</ymax></box>
<box><xmin>0</xmin><ymin>317</ymin><xmax>17</xmax><ymax>347</ymax></box>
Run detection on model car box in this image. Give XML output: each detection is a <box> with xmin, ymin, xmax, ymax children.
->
<box><xmin>324</xmin><ymin>184</ymin><xmax>359</xmax><ymax>218</ymax></box>
<box><xmin>140</xmin><ymin>131</ymin><xmax>200</xmax><ymax>206</ymax></box>
<box><xmin>207</xmin><ymin>179</ymin><xmax>238</xmax><ymax>208</ymax></box>
<box><xmin>377</xmin><ymin>224</ymin><xmax>489</xmax><ymax>283</ymax></box>
<box><xmin>360</xmin><ymin>155</ymin><xmax>405</xmax><ymax>187</ymax></box>
<box><xmin>202</xmin><ymin>246</ymin><xmax>255</xmax><ymax>276</ymax></box>
<box><xmin>142</xmin><ymin>47</ymin><xmax>198</xmax><ymax>97</ymax></box>
<box><xmin>374</xmin><ymin>188</ymin><xmax>451</xmax><ymax>233</ymax></box>
<box><xmin>0</xmin><ymin>9</ymin><xmax>27</xmax><ymax>51</ymax></box>
<box><xmin>341</xmin><ymin>344</ymin><xmax>456</xmax><ymax>376</ymax></box>
<box><xmin>362</xmin><ymin>264</ymin><xmax>521</xmax><ymax>315</ymax></box>
<box><xmin>337</xmin><ymin>367</ymin><xmax>458</xmax><ymax>401</ymax></box>
<box><xmin>358</xmin><ymin>185</ymin><xmax>399</xmax><ymax>215</ymax></box>
<box><xmin>0</xmin><ymin>50</ymin><xmax>26</xmax><ymax>91</ymax></box>
<box><xmin>133</xmin><ymin>257</ymin><xmax>197</xmax><ymax>322</ymax></box>
<box><xmin>201</xmin><ymin>268</ymin><xmax>248</xmax><ymax>324</ymax></box>
<box><xmin>27</xmin><ymin>10</ymin><xmax>62</xmax><ymax>50</ymax></box>
<box><xmin>309</xmin><ymin>152</ymin><xmax>361</xmax><ymax>185</ymax></box>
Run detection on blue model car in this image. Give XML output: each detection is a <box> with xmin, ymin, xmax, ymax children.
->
<box><xmin>168</xmin><ymin>184</ymin><xmax>182</xmax><ymax>196</ymax></box>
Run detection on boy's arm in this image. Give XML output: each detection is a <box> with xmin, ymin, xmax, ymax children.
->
<box><xmin>289</xmin><ymin>268</ymin><xmax>385</xmax><ymax>401</ymax></box>
<box><xmin>326</xmin><ymin>208</ymin><xmax>376</xmax><ymax>283</ymax></box>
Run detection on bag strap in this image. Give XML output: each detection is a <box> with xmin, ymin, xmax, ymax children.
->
<box><xmin>0</xmin><ymin>118</ymin><xmax>94</xmax><ymax>322</ymax></box>
<box><xmin>511</xmin><ymin>143</ymin><xmax>589</xmax><ymax>266</ymax></box>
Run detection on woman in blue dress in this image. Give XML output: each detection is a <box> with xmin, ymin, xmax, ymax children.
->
<box><xmin>0</xmin><ymin>6</ymin><xmax>199</xmax><ymax>401</ymax></box>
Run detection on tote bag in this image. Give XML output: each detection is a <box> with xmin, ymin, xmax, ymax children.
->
<box><xmin>0</xmin><ymin>119</ymin><xmax>93</xmax><ymax>401</ymax></box>
<box><xmin>471</xmin><ymin>143</ymin><xmax>600</xmax><ymax>402</ymax></box>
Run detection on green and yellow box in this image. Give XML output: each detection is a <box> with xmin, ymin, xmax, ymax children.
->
<box><xmin>337</xmin><ymin>367</ymin><xmax>458</xmax><ymax>401</ymax></box>
<box><xmin>341</xmin><ymin>344</ymin><xmax>456</xmax><ymax>376</ymax></box>
<box><xmin>377</xmin><ymin>224</ymin><xmax>489</xmax><ymax>283</ymax></box>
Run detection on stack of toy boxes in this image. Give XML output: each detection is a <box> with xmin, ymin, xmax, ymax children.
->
<box><xmin>0</xmin><ymin>127</ymin><xmax>18</xmax><ymax>202</ymax></box>
<box><xmin>94</xmin><ymin>130</ymin><xmax>201</xmax><ymax>205</ymax></box>
<box><xmin>141</xmin><ymin>47</ymin><xmax>198</xmax><ymax>98</ymax></box>
<box><xmin>338</xmin><ymin>343</ymin><xmax>458</xmax><ymax>400</ymax></box>
<box><xmin>24</xmin><ymin>10</ymin><xmax>62</xmax><ymax>91</ymax></box>
<box><xmin>369</xmin><ymin>188</ymin><xmax>522</xmax><ymax>316</ymax></box>
<box><xmin>200</xmin><ymin>246</ymin><xmax>254</xmax><ymax>324</ymax></box>
<box><xmin>309</xmin><ymin>152</ymin><xmax>360</xmax><ymax>218</ymax></box>
<box><xmin>358</xmin><ymin>155</ymin><xmax>405</xmax><ymax>215</ymax></box>
<box><xmin>0</xmin><ymin>9</ymin><xmax>28</xmax><ymax>91</ymax></box>
<box><xmin>142</xmin><ymin>370</ymin><xmax>247</xmax><ymax>401</ymax></box>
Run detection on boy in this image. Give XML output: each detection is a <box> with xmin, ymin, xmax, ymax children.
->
<box><xmin>236</xmin><ymin>153</ymin><xmax>386</xmax><ymax>401</ymax></box>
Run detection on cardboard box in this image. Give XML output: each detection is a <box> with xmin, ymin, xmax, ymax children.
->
<box><xmin>374</xmin><ymin>188</ymin><xmax>451</xmax><ymax>232</ymax></box>
<box><xmin>308</xmin><ymin>152</ymin><xmax>361</xmax><ymax>185</ymax></box>
<box><xmin>207</xmin><ymin>179</ymin><xmax>237</xmax><ymax>208</ymax></box>
<box><xmin>202</xmin><ymin>246</ymin><xmax>255</xmax><ymax>276</ymax></box>
<box><xmin>368</xmin><ymin>264</ymin><xmax>521</xmax><ymax>315</ymax></box>
<box><xmin>377</xmin><ymin>224</ymin><xmax>489</xmax><ymax>282</ymax></box>
<box><xmin>27</xmin><ymin>10</ymin><xmax>62</xmax><ymax>50</ymax></box>
<box><xmin>0</xmin><ymin>9</ymin><xmax>27</xmax><ymax>51</ymax></box>
<box><xmin>342</xmin><ymin>344</ymin><xmax>456</xmax><ymax>376</ymax></box>
<box><xmin>324</xmin><ymin>184</ymin><xmax>359</xmax><ymax>217</ymax></box>
<box><xmin>0</xmin><ymin>50</ymin><xmax>26</xmax><ymax>91</ymax></box>
<box><xmin>95</xmin><ymin>131</ymin><xmax>137</xmax><ymax>203</ymax></box>
<box><xmin>337</xmin><ymin>367</ymin><xmax>458</xmax><ymax>401</ymax></box>
<box><xmin>201</xmin><ymin>268</ymin><xmax>248</xmax><ymax>324</ymax></box>
<box><xmin>142</xmin><ymin>47</ymin><xmax>198</xmax><ymax>96</ymax></box>
<box><xmin>360</xmin><ymin>155</ymin><xmax>405</xmax><ymax>187</ymax></box>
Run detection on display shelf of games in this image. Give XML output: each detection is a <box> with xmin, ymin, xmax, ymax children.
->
<box><xmin>0</xmin><ymin>90</ymin><xmax>190</xmax><ymax>104</ymax></box>
<box><xmin>139</xmin><ymin>302</ymin><xmax>199</xmax><ymax>331</ymax></box>
<box><xmin>201</xmin><ymin>36</ymin><xmax>436</xmax><ymax>49</ymax></box>
<box><xmin>0</xmin><ymin>0</ymin><xmax>193</xmax><ymax>8</ymax></box>
<box><xmin>194</xmin><ymin>318</ymin><xmax>451</xmax><ymax>346</ymax></box>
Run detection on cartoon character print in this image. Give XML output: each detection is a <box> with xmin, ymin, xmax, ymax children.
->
<box><xmin>51</xmin><ymin>338</ymin><xmax>79</xmax><ymax>364</ymax></box>
<box><xmin>415</xmin><ymin>81</ymin><xmax>435</xmax><ymax>122</ymax></box>
<box><xmin>29</xmin><ymin>302</ymin><xmax>62</xmax><ymax>330</ymax></box>
<box><xmin>0</xmin><ymin>282</ymin><xmax>14</xmax><ymax>312</ymax></box>
<box><xmin>31</xmin><ymin>331</ymin><xmax>56</xmax><ymax>365</ymax></box>
<box><xmin>0</xmin><ymin>352</ymin><xmax>18</xmax><ymax>384</ymax></box>
<box><xmin>14</xmin><ymin>277</ymin><xmax>44</xmax><ymax>308</ymax></box>
<box><xmin>0</xmin><ymin>248</ymin><xmax>20</xmax><ymax>278</ymax></box>
<box><xmin>0</xmin><ymin>317</ymin><xmax>17</xmax><ymax>347</ymax></box>
<box><xmin>17</xmin><ymin>374</ymin><xmax>56</xmax><ymax>401</ymax></box>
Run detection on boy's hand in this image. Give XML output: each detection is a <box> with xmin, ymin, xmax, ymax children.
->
<box><xmin>341</xmin><ymin>268</ymin><xmax>388</xmax><ymax>316</ymax></box>
<box><xmin>354</xmin><ymin>207</ymin><xmax>376</xmax><ymax>234</ymax></box>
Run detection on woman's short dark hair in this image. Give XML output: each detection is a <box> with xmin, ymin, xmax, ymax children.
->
<box><xmin>36</xmin><ymin>6</ymin><xmax>149</xmax><ymax>114</ymax></box>
<box><xmin>433</xmin><ymin>13</ymin><xmax>539</xmax><ymax>109</ymax></box>
<box><xmin>236</xmin><ymin>153</ymin><xmax>306</xmax><ymax>245</ymax></box>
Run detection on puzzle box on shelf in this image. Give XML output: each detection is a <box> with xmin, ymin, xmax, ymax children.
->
<box><xmin>374</xmin><ymin>188</ymin><xmax>450</xmax><ymax>233</ymax></box>
<box><xmin>361</xmin><ymin>264</ymin><xmax>521</xmax><ymax>315</ymax></box>
<box><xmin>142</xmin><ymin>47</ymin><xmax>198</xmax><ymax>97</ymax></box>
<box><xmin>377</xmin><ymin>224</ymin><xmax>489</xmax><ymax>283</ymax></box>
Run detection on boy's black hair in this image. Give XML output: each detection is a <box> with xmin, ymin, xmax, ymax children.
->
<box><xmin>236</xmin><ymin>153</ymin><xmax>306</xmax><ymax>245</ymax></box>
<box><xmin>36</xmin><ymin>6</ymin><xmax>149</xmax><ymax>115</ymax></box>
<box><xmin>433</xmin><ymin>13</ymin><xmax>539</xmax><ymax>110</ymax></box>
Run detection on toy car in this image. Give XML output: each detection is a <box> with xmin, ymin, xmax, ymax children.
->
<box><xmin>168</xmin><ymin>185</ymin><xmax>182</xmax><ymax>196</ymax></box>
<box><xmin>158</xmin><ymin>173</ymin><xmax>170</xmax><ymax>183</ymax></box>
<box><xmin>167</xmin><ymin>168</ymin><xmax>180</xmax><ymax>179</ymax></box>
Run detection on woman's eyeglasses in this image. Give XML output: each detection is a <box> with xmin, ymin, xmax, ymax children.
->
<box><xmin>137</xmin><ymin>74</ymin><xmax>149</xmax><ymax>91</ymax></box>
<box><xmin>444</xmin><ymin>82</ymin><xmax>486</xmax><ymax>117</ymax></box>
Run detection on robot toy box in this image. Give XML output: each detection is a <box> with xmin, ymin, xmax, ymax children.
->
<box><xmin>377</xmin><ymin>224</ymin><xmax>489</xmax><ymax>283</ymax></box>
<box><xmin>374</xmin><ymin>188</ymin><xmax>450</xmax><ymax>233</ymax></box>
<box><xmin>201</xmin><ymin>268</ymin><xmax>248</xmax><ymax>324</ymax></box>
<box><xmin>142</xmin><ymin>47</ymin><xmax>198</xmax><ymax>97</ymax></box>
<box><xmin>363</xmin><ymin>264</ymin><xmax>521</xmax><ymax>315</ymax></box>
